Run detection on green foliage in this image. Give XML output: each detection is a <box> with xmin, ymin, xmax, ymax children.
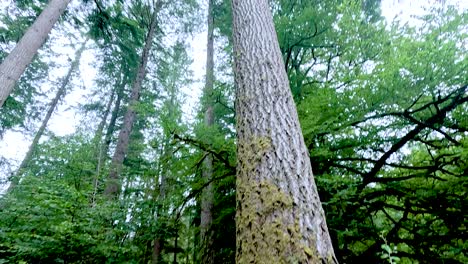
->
<box><xmin>295</xmin><ymin>4</ymin><xmax>467</xmax><ymax>263</ymax></box>
<box><xmin>0</xmin><ymin>2</ymin><xmax>49</xmax><ymax>135</ymax></box>
<box><xmin>0</xmin><ymin>135</ymin><xmax>142</xmax><ymax>263</ymax></box>
<box><xmin>380</xmin><ymin>242</ymin><xmax>400</xmax><ymax>264</ymax></box>
<box><xmin>1</xmin><ymin>1</ymin><xmax>466</xmax><ymax>263</ymax></box>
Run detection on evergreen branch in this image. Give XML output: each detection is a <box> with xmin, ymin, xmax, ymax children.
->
<box><xmin>173</xmin><ymin>171</ymin><xmax>234</xmax><ymax>222</ymax></box>
<box><xmin>172</xmin><ymin>133</ymin><xmax>235</xmax><ymax>170</ymax></box>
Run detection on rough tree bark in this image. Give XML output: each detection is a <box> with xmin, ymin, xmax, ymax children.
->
<box><xmin>200</xmin><ymin>0</ymin><xmax>215</xmax><ymax>263</ymax></box>
<box><xmin>104</xmin><ymin>4</ymin><xmax>160</xmax><ymax>197</ymax></box>
<box><xmin>231</xmin><ymin>0</ymin><xmax>338</xmax><ymax>263</ymax></box>
<box><xmin>0</xmin><ymin>0</ymin><xmax>71</xmax><ymax>107</ymax></box>
<box><xmin>8</xmin><ymin>39</ymin><xmax>86</xmax><ymax>192</ymax></box>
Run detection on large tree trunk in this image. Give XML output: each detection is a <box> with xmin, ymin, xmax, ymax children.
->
<box><xmin>200</xmin><ymin>0</ymin><xmax>215</xmax><ymax>263</ymax></box>
<box><xmin>8</xmin><ymin>39</ymin><xmax>86</xmax><ymax>192</ymax></box>
<box><xmin>0</xmin><ymin>0</ymin><xmax>71</xmax><ymax>107</ymax></box>
<box><xmin>152</xmin><ymin>238</ymin><xmax>163</xmax><ymax>264</ymax></box>
<box><xmin>104</xmin><ymin>5</ymin><xmax>160</xmax><ymax>197</ymax></box>
<box><xmin>231</xmin><ymin>0</ymin><xmax>338</xmax><ymax>263</ymax></box>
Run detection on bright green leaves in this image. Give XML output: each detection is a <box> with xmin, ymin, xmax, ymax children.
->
<box><xmin>0</xmin><ymin>134</ymin><xmax>146</xmax><ymax>263</ymax></box>
<box><xmin>274</xmin><ymin>0</ymin><xmax>340</xmax><ymax>101</ymax></box>
<box><xmin>289</xmin><ymin>3</ymin><xmax>467</xmax><ymax>263</ymax></box>
<box><xmin>0</xmin><ymin>0</ymin><xmax>465</xmax><ymax>263</ymax></box>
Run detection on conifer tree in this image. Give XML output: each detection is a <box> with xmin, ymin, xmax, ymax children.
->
<box><xmin>200</xmin><ymin>0</ymin><xmax>215</xmax><ymax>263</ymax></box>
<box><xmin>104</xmin><ymin>2</ymin><xmax>162</xmax><ymax>197</ymax></box>
<box><xmin>231</xmin><ymin>0</ymin><xmax>337</xmax><ymax>262</ymax></box>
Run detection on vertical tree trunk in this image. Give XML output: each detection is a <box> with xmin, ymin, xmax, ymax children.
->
<box><xmin>173</xmin><ymin>230</ymin><xmax>179</xmax><ymax>264</ymax></box>
<box><xmin>152</xmin><ymin>133</ymin><xmax>171</xmax><ymax>263</ymax></box>
<box><xmin>91</xmin><ymin>87</ymin><xmax>116</xmax><ymax>206</ymax></box>
<box><xmin>231</xmin><ymin>0</ymin><xmax>338</xmax><ymax>263</ymax></box>
<box><xmin>200</xmin><ymin>0</ymin><xmax>215</xmax><ymax>263</ymax></box>
<box><xmin>101</xmin><ymin>80</ymin><xmax>126</xmax><ymax>161</ymax></box>
<box><xmin>153</xmin><ymin>62</ymin><xmax>182</xmax><ymax>262</ymax></box>
<box><xmin>93</xmin><ymin>88</ymin><xmax>117</xmax><ymax>147</ymax></box>
<box><xmin>0</xmin><ymin>0</ymin><xmax>71</xmax><ymax>107</ymax></box>
<box><xmin>152</xmin><ymin>238</ymin><xmax>163</xmax><ymax>264</ymax></box>
<box><xmin>8</xmin><ymin>39</ymin><xmax>86</xmax><ymax>192</ymax></box>
<box><xmin>152</xmin><ymin>167</ymin><xmax>166</xmax><ymax>264</ymax></box>
<box><xmin>104</xmin><ymin>4</ymin><xmax>160</xmax><ymax>197</ymax></box>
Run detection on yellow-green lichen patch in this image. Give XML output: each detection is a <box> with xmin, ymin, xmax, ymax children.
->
<box><xmin>236</xmin><ymin>135</ymin><xmax>323</xmax><ymax>263</ymax></box>
<box><xmin>237</xmin><ymin>135</ymin><xmax>272</xmax><ymax>174</ymax></box>
<box><xmin>236</xmin><ymin>178</ymin><xmax>321</xmax><ymax>263</ymax></box>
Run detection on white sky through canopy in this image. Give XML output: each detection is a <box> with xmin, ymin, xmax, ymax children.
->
<box><xmin>0</xmin><ymin>0</ymin><xmax>466</xmax><ymax>179</ymax></box>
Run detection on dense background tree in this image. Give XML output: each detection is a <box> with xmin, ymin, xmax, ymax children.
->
<box><xmin>0</xmin><ymin>0</ymin><xmax>466</xmax><ymax>263</ymax></box>
<box><xmin>104</xmin><ymin>1</ymin><xmax>161</xmax><ymax>198</ymax></box>
<box><xmin>8</xmin><ymin>39</ymin><xmax>88</xmax><ymax>193</ymax></box>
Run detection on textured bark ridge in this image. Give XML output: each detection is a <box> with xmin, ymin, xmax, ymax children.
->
<box><xmin>231</xmin><ymin>0</ymin><xmax>338</xmax><ymax>263</ymax></box>
<box><xmin>0</xmin><ymin>0</ymin><xmax>71</xmax><ymax>107</ymax></box>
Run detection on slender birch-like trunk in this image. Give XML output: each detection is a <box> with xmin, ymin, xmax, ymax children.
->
<box><xmin>231</xmin><ymin>0</ymin><xmax>338</xmax><ymax>262</ymax></box>
<box><xmin>0</xmin><ymin>0</ymin><xmax>71</xmax><ymax>107</ymax></box>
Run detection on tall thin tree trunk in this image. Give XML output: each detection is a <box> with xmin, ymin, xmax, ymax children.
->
<box><xmin>93</xmin><ymin>72</ymin><xmax>128</xmax><ymax>171</ymax></box>
<box><xmin>0</xmin><ymin>0</ymin><xmax>71</xmax><ymax>107</ymax></box>
<box><xmin>153</xmin><ymin>76</ymin><xmax>181</xmax><ymax>263</ymax></box>
<box><xmin>101</xmin><ymin>80</ymin><xmax>125</xmax><ymax>161</ymax></box>
<box><xmin>104</xmin><ymin>4</ymin><xmax>161</xmax><ymax>197</ymax></box>
<box><xmin>93</xmin><ymin>88</ymin><xmax>117</xmax><ymax>147</ymax></box>
<box><xmin>173</xmin><ymin>230</ymin><xmax>179</xmax><ymax>264</ymax></box>
<box><xmin>152</xmin><ymin>137</ymin><xmax>170</xmax><ymax>264</ymax></box>
<box><xmin>231</xmin><ymin>0</ymin><xmax>338</xmax><ymax>263</ymax></box>
<box><xmin>152</xmin><ymin>172</ymin><xmax>166</xmax><ymax>264</ymax></box>
<box><xmin>152</xmin><ymin>238</ymin><xmax>163</xmax><ymax>264</ymax></box>
<box><xmin>91</xmin><ymin>87</ymin><xmax>117</xmax><ymax>206</ymax></box>
<box><xmin>8</xmin><ymin>39</ymin><xmax>86</xmax><ymax>192</ymax></box>
<box><xmin>200</xmin><ymin>0</ymin><xmax>215</xmax><ymax>263</ymax></box>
